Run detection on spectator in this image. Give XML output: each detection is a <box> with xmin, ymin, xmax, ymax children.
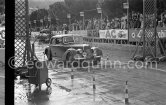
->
<box><xmin>162</xmin><ymin>11</ymin><xmax>166</xmax><ymax>27</ymax></box>
<box><xmin>121</xmin><ymin>15</ymin><xmax>127</xmax><ymax>29</ymax></box>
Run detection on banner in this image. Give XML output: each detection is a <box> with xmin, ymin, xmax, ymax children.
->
<box><xmin>87</xmin><ymin>30</ymin><xmax>99</xmax><ymax>37</ymax></box>
<box><xmin>99</xmin><ymin>30</ymin><xmax>105</xmax><ymax>38</ymax></box>
<box><xmin>69</xmin><ymin>30</ymin><xmax>87</xmax><ymax>37</ymax></box>
<box><xmin>129</xmin><ymin>27</ymin><xmax>166</xmax><ymax>42</ymax></box>
<box><xmin>99</xmin><ymin>29</ymin><xmax>128</xmax><ymax>40</ymax></box>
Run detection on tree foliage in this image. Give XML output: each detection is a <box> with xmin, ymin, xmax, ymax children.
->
<box><xmin>0</xmin><ymin>0</ymin><xmax>5</xmax><ymax>13</ymax></box>
<box><xmin>30</xmin><ymin>0</ymin><xmax>166</xmax><ymax>25</ymax></box>
<box><xmin>49</xmin><ymin>2</ymin><xmax>68</xmax><ymax>24</ymax></box>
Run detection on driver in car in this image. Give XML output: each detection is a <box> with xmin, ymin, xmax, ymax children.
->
<box><xmin>55</xmin><ymin>38</ymin><xmax>62</xmax><ymax>44</ymax></box>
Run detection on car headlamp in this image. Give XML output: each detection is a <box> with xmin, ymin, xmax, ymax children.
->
<box><xmin>77</xmin><ymin>49</ymin><xmax>83</xmax><ymax>54</ymax></box>
<box><xmin>82</xmin><ymin>52</ymin><xmax>87</xmax><ymax>57</ymax></box>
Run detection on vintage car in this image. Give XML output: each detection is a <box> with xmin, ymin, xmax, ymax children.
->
<box><xmin>44</xmin><ymin>34</ymin><xmax>103</xmax><ymax>67</ymax></box>
<box><xmin>37</xmin><ymin>29</ymin><xmax>53</xmax><ymax>43</ymax></box>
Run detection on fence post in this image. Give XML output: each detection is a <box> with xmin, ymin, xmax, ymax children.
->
<box><xmin>92</xmin><ymin>71</ymin><xmax>96</xmax><ymax>102</ymax></box>
<box><xmin>125</xmin><ymin>81</ymin><xmax>129</xmax><ymax>105</ymax></box>
<box><xmin>71</xmin><ymin>68</ymin><xmax>74</xmax><ymax>88</ymax></box>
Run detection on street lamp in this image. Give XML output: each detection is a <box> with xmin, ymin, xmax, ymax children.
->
<box><xmin>67</xmin><ymin>13</ymin><xmax>71</xmax><ymax>31</ymax></box>
<box><xmin>96</xmin><ymin>4</ymin><xmax>102</xmax><ymax>29</ymax></box>
<box><xmin>48</xmin><ymin>17</ymin><xmax>51</xmax><ymax>29</ymax></box>
<box><xmin>33</xmin><ymin>20</ymin><xmax>36</xmax><ymax>31</ymax></box>
<box><xmin>123</xmin><ymin>0</ymin><xmax>129</xmax><ymax>43</ymax></box>
<box><xmin>80</xmin><ymin>12</ymin><xmax>84</xmax><ymax>30</ymax></box>
<box><xmin>40</xmin><ymin>19</ymin><xmax>43</xmax><ymax>29</ymax></box>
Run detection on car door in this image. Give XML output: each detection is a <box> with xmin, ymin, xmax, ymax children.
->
<box><xmin>50</xmin><ymin>38</ymin><xmax>66</xmax><ymax>58</ymax></box>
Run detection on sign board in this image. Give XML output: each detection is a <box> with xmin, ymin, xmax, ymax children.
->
<box><xmin>34</xmin><ymin>20</ymin><xmax>36</xmax><ymax>23</ymax></box>
<box><xmin>97</xmin><ymin>7</ymin><xmax>102</xmax><ymax>13</ymax></box>
<box><xmin>80</xmin><ymin>12</ymin><xmax>84</xmax><ymax>17</ymax></box>
<box><xmin>99</xmin><ymin>29</ymin><xmax>128</xmax><ymax>40</ymax></box>
<box><xmin>123</xmin><ymin>3</ymin><xmax>129</xmax><ymax>9</ymax></box>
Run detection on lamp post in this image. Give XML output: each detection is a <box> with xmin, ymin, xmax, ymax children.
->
<box><xmin>40</xmin><ymin>19</ymin><xmax>43</xmax><ymax>29</ymax></box>
<box><xmin>34</xmin><ymin>20</ymin><xmax>36</xmax><ymax>31</ymax></box>
<box><xmin>97</xmin><ymin>4</ymin><xmax>102</xmax><ymax>29</ymax></box>
<box><xmin>56</xmin><ymin>18</ymin><xmax>59</xmax><ymax>32</ymax></box>
<box><xmin>48</xmin><ymin>17</ymin><xmax>51</xmax><ymax>29</ymax></box>
<box><xmin>123</xmin><ymin>0</ymin><xmax>129</xmax><ymax>44</ymax></box>
<box><xmin>67</xmin><ymin>13</ymin><xmax>71</xmax><ymax>31</ymax></box>
<box><xmin>80</xmin><ymin>12</ymin><xmax>84</xmax><ymax>30</ymax></box>
<box><xmin>143</xmin><ymin>0</ymin><xmax>145</xmax><ymax>58</ymax></box>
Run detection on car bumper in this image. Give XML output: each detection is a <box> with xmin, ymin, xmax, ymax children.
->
<box><xmin>73</xmin><ymin>56</ymin><xmax>101</xmax><ymax>67</ymax></box>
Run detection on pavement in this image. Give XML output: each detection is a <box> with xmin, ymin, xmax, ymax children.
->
<box><xmin>14</xmin><ymin>42</ymin><xmax>166</xmax><ymax>105</ymax></box>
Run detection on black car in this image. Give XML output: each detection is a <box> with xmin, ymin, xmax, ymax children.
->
<box><xmin>37</xmin><ymin>29</ymin><xmax>53</xmax><ymax>43</ymax></box>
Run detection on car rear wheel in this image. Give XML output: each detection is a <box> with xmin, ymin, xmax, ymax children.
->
<box><xmin>66</xmin><ymin>53</ymin><xmax>74</xmax><ymax>68</ymax></box>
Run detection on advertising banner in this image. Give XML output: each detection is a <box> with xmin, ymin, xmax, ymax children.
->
<box><xmin>69</xmin><ymin>30</ymin><xmax>87</xmax><ymax>37</ymax></box>
<box><xmin>99</xmin><ymin>29</ymin><xmax>128</xmax><ymax>40</ymax></box>
<box><xmin>99</xmin><ymin>30</ymin><xmax>105</xmax><ymax>38</ymax></box>
<box><xmin>129</xmin><ymin>27</ymin><xmax>166</xmax><ymax>42</ymax></box>
<box><xmin>87</xmin><ymin>30</ymin><xmax>99</xmax><ymax>37</ymax></box>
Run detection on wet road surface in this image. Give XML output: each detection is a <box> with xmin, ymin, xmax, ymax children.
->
<box><xmin>14</xmin><ymin>42</ymin><xmax>166</xmax><ymax>105</ymax></box>
<box><xmin>15</xmin><ymin>65</ymin><xmax>166</xmax><ymax>105</ymax></box>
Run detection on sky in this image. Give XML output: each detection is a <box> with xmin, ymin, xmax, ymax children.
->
<box><xmin>29</xmin><ymin>0</ymin><xmax>64</xmax><ymax>9</ymax></box>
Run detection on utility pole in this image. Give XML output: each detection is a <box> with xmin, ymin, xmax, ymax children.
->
<box><xmin>143</xmin><ymin>0</ymin><xmax>145</xmax><ymax>58</ymax></box>
<box><xmin>123</xmin><ymin>0</ymin><xmax>129</xmax><ymax>44</ymax></box>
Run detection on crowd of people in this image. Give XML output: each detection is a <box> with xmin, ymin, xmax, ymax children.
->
<box><xmin>32</xmin><ymin>10</ymin><xmax>166</xmax><ymax>33</ymax></box>
<box><xmin>66</xmin><ymin>10</ymin><xmax>166</xmax><ymax>31</ymax></box>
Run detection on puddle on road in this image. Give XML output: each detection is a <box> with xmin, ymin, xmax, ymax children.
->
<box><xmin>15</xmin><ymin>78</ymin><xmax>71</xmax><ymax>105</ymax></box>
<box><xmin>14</xmin><ymin>63</ymin><xmax>107</xmax><ymax>105</ymax></box>
<box><xmin>15</xmin><ymin>76</ymin><xmax>97</xmax><ymax>105</ymax></box>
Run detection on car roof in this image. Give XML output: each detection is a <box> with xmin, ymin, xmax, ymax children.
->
<box><xmin>40</xmin><ymin>29</ymin><xmax>51</xmax><ymax>32</ymax></box>
<box><xmin>52</xmin><ymin>34</ymin><xmax>81</xmax><ymax>38</ymax></box>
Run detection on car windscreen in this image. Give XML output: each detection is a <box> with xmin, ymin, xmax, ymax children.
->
<box><xmin>63</xmin><ymin>36</ymin><xmax>74</xmax><ymax>44</ymax></box>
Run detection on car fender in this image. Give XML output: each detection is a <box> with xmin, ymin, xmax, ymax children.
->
<box><xmin>91</xmin><ymin>47</ymin><xmax>103</xmax><ymax>57</ymax></box>
<box><xmin>62</xmin><ymin>48</ymin><xmax>77</xmax><ymax>61</ymax></box>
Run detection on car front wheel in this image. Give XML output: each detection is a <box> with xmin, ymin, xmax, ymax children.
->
<box><xmin>45</xmin><ymin>50</ymin><xmax>52</xmax><ymax>61</ymax></box>
<box><xmin>93</xmin><ymin>57</ymin><xmax>101</xmax><ymax>65</ymax></box>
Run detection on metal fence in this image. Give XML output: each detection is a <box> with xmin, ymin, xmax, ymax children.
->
<box><xmin>15</xmin><ymin>0</ymin><xmax>30</xmax><ymax>68</ymax></box>
<box><xmin>132</xmin><ymin>0</ymin><xmax>166</xmax><ymax>58</ymax></box>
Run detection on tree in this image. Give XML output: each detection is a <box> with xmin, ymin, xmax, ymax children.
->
<box><xmin>0</xmin><ymin>0</ymin><xmax>5</xmax><ymax>14</ymax></box>
<box><xmin>47</xmin><ymin>0</ymin><xmax>166</xmax><ymax>25</ymax></box>
<box><xmin>30</xmin><ymin>9</ymin><xmax>49</xmax><ymax>27</ymax></box>
<box><xmin>49</xmin><ymin>2</ymin><xmax>68</xmax><ymax>24</ymax></box>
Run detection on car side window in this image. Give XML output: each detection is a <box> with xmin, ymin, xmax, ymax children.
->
<box><xmin>50</xmin><ymin>38</ymin><xmax>62</xmax><ymax>45</ymax></box>
<box><xmin>56</xmin><ymin>38</ymin><xmax>62</xmax><ymax>44</ymax></box>
<box><xmin>51</xmin><ymin>38</ymin><xmax>56</xmax><ymax>44</ymax></box>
